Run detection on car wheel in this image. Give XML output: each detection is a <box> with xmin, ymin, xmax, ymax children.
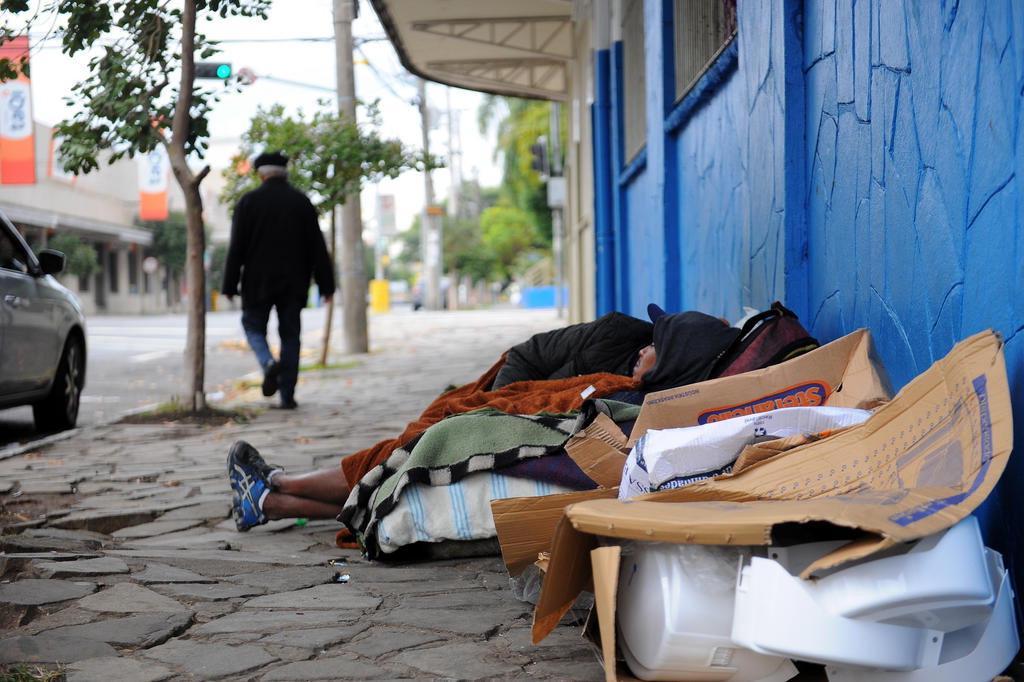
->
<box><xmin>33</xmin><ymin>336</ymin><xmax>84</xmax><ymax>432</ymax></box>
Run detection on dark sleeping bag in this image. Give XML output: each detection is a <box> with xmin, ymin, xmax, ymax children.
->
<box><xmin>492</xmin><ymin>312</ymin><xmax>653</xmax><ymax>388</ymax></box>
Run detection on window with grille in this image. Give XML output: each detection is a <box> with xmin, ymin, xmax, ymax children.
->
<box><xmin>674</xmin><ymin>0</ymin><xmax>737</xmax><ymax>100</ymax></box>
<box><xmin>622</xmin><ymin>0</ymin><xmax>646</xmax><ymax>163</ymax></box>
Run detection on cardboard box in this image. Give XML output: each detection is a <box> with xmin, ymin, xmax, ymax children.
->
<box><xmin>492</xmin><ymin>329</ymin><xmax>892</xmax><ymax>576</ymax></box>
<box><xmin>532</xmin><ymin>330</ymin><xmax>1012</xmax><ymax>672</ymax></box>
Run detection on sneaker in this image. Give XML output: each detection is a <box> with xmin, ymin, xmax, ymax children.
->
<box><xmin>227</xmin><ymin>440</ymin><xmax>283</xmax><ymax>485</ymax></box>
<box><xmin>262</xmin><ymin>360</ymin><xmax>280</xmax><ymax>397</ymax></box>
<box><xmin>226</xmin><ymin>441</ymin><xmax>280</xmax><ymax>531</ymax></box>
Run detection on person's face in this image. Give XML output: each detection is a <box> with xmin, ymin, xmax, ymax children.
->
<box><xmin>632</xmin><ymin>344</ymin><xmax>657</xmax><ymax>382</ymax></box>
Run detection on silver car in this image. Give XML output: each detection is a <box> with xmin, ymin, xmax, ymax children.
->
<box><xmin>0</xmin><ymin>209</ymin><xmax>87</xmax><ymax>431</ymax></box>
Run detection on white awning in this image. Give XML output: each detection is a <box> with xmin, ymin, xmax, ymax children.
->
<box><xmin>370</xmin><ymin>0</ymin><xmax>574</xmax><ymax>101</ymax></box>
<box><xmin>0</xmin><ymin>202</ymin><xmax>153</xmax><ymax>246</ymax></box>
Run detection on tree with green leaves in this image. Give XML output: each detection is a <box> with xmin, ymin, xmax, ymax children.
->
<box><xmin>478</xmin><ymin>96</ymin><xmax>564</xmax><ymax>245</ymax></box>
<box><xmin>47</xmin><ymin>233</ymin><xmax>98</xmax><ymax>281</ymax></box>
<box><xmin>1</xmin><ymin>0</ymin><xmax>272</xmax><ymax>411</ymax></box>
<box><xmin>480</xmin><ymin>205</ymin><xmax>541</xmax><ymax>282</ymax></box>
<box><xmin>220</xmin><ymin>102</ymin><xmax>425</xmax><ymax>362</ymax></box>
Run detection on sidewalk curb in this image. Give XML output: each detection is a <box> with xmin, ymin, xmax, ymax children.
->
<box><xmin>0</xmin><ymin>400</ymin><xmax>165</xmax><ymax>462</ymax></box>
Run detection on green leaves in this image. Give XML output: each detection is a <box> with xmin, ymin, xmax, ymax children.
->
<box><xmin>46</xmin><ymin>233</ymin><xmax>99</xmax><ymax>279</ymax></box>
<box><xmin>480</xmin><ymin>205</ymin><xmax>540</xmax><ymax>280</ymax></box>
<box><xmin>221</xmin><ymin>103</ymin><xmax>423</xmax><ymax>216</ymax></box>
<box><xmin>0</xmin><ymin>1</ymin><xmax>269</xmax><ymax>177</ymax></box>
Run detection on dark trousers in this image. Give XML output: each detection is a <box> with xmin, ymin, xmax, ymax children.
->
<box><xmin>241</xmin><ymin>295</ymin><xmax>303</xmax><ymax>402</ymax></box>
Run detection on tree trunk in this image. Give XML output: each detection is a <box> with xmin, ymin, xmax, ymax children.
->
<box><xmin>319</xmin><ymin>207</ymin><xmax>337</xmax><ymax>366</ymax></box>
<box><xmin>181</xmin><ymin>180</ymin><xmax>207</xmax><ymax>411</ymax></box>
<box><xmin>167</xmin><ymin>0</ymin><xmax>208</xmax><ymax>411</ymax></box>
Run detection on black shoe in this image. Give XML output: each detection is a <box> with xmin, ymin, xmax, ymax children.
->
<box><xmin>261</xmin><ymin>361</ymin><xmax>280</xmax><ymax>397</ymax></box>
<box><xmin>274</xmin><ymin>398</ymin><xmax>298</xmax><ymax>410</ymax></box>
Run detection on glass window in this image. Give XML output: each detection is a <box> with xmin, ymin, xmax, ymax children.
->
<box><xmin>674</xmin><ymin>0</ymin><xmax>737</xmax><ymax>99</ymax></box>
<box><xmin>622</xmin><ymin>0</ymin><xmax>646</xmax><ymax>162</ymax></box>
<box><xmin>0</xmin><ymin>225</ymin><xmax>30</xmax><ymax>274</ymax></box>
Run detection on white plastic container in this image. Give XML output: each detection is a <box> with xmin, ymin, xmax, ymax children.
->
<box><xmin>616</xmin><ymin>543</ymin><xmax>797</xmax><ymax>681</ymax></box>
<box><xmin>732</xmin><ymin>517</ymin><xmax>1006</xmax><ymax>672</ymax></box>
<box><xmin>826</xmin><ymin>550</ymin><xmax>1018</xmax><ymax>681</ymax></box>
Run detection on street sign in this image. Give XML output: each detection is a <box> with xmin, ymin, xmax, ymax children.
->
<box><xmin>376</xmin><ymin>194</ymin><xmax>396</xmax><ymax>236</ymax></box>
<box><xmin>426</xmin><ymin>205</ymin><xmax>444</xmax><ymax>217</ymax></box>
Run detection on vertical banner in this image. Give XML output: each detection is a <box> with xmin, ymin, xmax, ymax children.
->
<box><xmin>0</xmin><ymin>35</ymin><xmax>35</xmax><ymax>184</ymax></box>
<box><xmin>138</xmin><ymin>146</ymin><xmax>170</xmax><ymax>221</ymax></box>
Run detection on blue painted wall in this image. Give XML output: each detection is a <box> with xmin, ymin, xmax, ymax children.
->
<box><xmin>797</xmin><ymin>0</ymin><xmax>1024</xmax><ymax>612</ymax></box>
<box><xmin>594</xmin><ymin>0</ymin><xmax>1024</xmax><ymax>619</ymax></box>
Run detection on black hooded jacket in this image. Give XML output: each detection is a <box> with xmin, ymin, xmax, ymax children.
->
<box><xmin>640</xmin><ymin>311</ymin><xmax>742</xmax><ymax>391</ymax></box>
<box><xmin>492</xmin><ymin>312</ymin><xmax>653</xmax><ymax>389</ymax></box>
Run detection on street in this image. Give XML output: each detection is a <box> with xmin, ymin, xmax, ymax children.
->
<box><xmin>0</xmin><ymin>306</ymin><xmax>334</xmax><ymax>446</ymax></box>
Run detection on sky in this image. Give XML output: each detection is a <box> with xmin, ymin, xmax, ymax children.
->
<box><xmin>19</xmin><ymin>0</ymin><xmax>503</xmax><ymax>236</ymax></box>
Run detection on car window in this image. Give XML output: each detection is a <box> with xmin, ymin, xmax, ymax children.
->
<box><xmin>0</xmin><ymin>225</ymin><xmax>29</xmax><ymax>274</ymax></box>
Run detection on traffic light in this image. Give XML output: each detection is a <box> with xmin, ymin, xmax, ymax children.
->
<box><xmin>195</xmin><ymin>62</ymin><xmax>232</xmax><ymax>80</ymax></box>
<box><xmin>530</xmin><ymin>136</ymin><xmax>548</xmax><ymax>178</ymax></box>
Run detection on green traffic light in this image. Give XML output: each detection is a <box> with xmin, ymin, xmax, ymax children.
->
<box><xmin>216</xmin><ymin>63</ymin><xmax>232</xmax><ymax>79</ymax></box>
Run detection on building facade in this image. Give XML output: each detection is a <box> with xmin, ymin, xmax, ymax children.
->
<box><xmin>0</xmin><ymin>123</ymin><xmax>230</xmax><ymax>315</ymax></box>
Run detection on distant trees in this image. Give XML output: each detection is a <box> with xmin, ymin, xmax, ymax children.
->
<box><xmin>47</xmin><ymin>233</ymin><xmax>98</xmax><ymax>281</ymax></box>
<box><xmin>477</xmin><ymin>96</ymin><xmax>560</xmax><ymax>246</ymax></box>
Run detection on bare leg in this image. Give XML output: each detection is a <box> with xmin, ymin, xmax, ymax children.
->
<box><xmin>263</xmin><ymin>492</ymin><xmax>342</xmax><ymax>520</ymax></box>
<box><xmin>273</xmin><ymin>467</ymin><xmax>350</xmax><ymax>504</ymax></box>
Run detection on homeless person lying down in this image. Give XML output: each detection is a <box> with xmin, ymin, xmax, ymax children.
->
<box><xmin>225</xmin><ymin>305</ymin><xmax>781</xmax><ymax>557</ymax></box>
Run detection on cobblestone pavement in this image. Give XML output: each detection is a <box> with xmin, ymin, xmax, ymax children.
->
<box><xmin>0</xmin><ymin>308</ymin><xmax>608</xmax><ymax>681</ymax></box>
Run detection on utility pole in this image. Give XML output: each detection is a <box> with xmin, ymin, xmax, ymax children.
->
<box><xmin>333</xmin><ymin>0</ymin><xmax>368</xmax><ymax>352</ymax></box>
<box><xmin>446</xmin><ymin>87</ymin><xmax>460</xmax><ymax>219</ymax></box>
<box><xmin>548</xmin><ymin>102</ymin><xmax>565</xmax><ymax>319</ymax></box>
<box><xmin>418</xmin><ymin>78</ymin><xmax>442</xmax><ymax>310</ymax></box>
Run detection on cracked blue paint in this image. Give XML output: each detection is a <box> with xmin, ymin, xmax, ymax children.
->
<box><xmin>798</xmin><ymin>0</ymin><xmax>1024</xmax><ymax>622</ymax></box>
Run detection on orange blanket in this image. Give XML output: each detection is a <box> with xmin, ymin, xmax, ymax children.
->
<box><xmin>340</xmin><ymin>355</ymin><xmax>638</xmax><ymax>487</ymax></box>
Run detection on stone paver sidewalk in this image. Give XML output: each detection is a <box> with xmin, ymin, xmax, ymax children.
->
<box><xmin>0</xmin><ymin>308</ymin><xmax>606</xmax><ymax>680</ymax></box>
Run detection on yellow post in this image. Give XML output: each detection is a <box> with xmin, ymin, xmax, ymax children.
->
<box><xmin>210</xmin><ymin>289</ymin><xmax>219</xmax><ymax>312</ymax></box>
<box><xmin>369</xmin><ymin>279</ymin><xmax>390</xmax><ymax>313</ymax></box>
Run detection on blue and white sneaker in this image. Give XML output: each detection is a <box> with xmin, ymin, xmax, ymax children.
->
<box><xmin>227</xmin><ymin>440</ymin><xmax>275</xmax><ymax>532</ymax></box>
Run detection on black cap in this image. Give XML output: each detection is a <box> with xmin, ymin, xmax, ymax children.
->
<box><xmin>253</xmin><ymin>151</ymin><xmax>289</xmax><ymax>169</ymax></box>
<box><xmin>647</xmin><ymin>303</ymin><xmax>667</xmax><ymax>323</ymax></box>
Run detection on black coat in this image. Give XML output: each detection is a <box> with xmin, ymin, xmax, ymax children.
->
<box><xmin>492</xmin><ymin>312</ymin><xmax>653</xmax><ymax>388</ymax></box>
<box><xmin>221</xmin><ymin>177</ymin><xmax>336</xmax><ymax>304</ymax></box>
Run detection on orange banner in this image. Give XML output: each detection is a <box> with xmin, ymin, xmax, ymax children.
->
<box><xmin>138</xmin><ymin>146</ymin><xmax>170</xmax><ymax>221</ymax></box>
<box><xmin>0</xmin><ymin>35</ymin><xmax>35</xmax><ymax>184</ymax></box>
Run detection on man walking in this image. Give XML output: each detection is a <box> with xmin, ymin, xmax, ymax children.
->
<box><xmin>222</xmin><ymin>151</ymin><xmax>335</xmax><ymax>409</ymax></box>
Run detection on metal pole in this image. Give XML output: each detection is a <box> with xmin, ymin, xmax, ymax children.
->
<box><xmin>333</xmin><ymin>0</ymin><xmax>368</xmax><ymax>352</ymax></box>
<box><xmin>418</xmin><ymin>78</ymin><xmax>442</xmax><ymax>310</ymax></box>
<box><xmin>549</xmin><ymin>102</ymin><xmax>565</xmax><ymax>319</ymax></box>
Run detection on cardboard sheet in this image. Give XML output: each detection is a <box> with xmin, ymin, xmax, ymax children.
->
<box><xmin>533</xmin><ymin>330</ymin><xmax>1012</xmax><ymax>645</ymax></box>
